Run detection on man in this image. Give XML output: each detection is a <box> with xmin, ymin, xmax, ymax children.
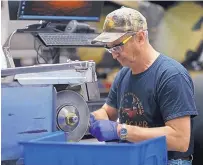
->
<box><xmin>89</xmin><ymin>6</ymin><xmax>198</xmax><ymax>165</ymax></box>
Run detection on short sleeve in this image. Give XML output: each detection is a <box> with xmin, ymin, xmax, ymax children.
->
<box><xmin>157</xmin><ymin>73</ymin><xmax>198</xmax><ymax>122</ymax></box>
<box><xmin>106</xmin><ymin>68</ymin><xmax>128</xmax><ymax>109</ymax></box>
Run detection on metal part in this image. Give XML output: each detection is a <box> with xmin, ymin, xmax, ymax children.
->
<box><xmin>2</xmin><ymin>60</ymin><xmax>97</xmax><ymax>86</ymax></box>
<box><xmin>1</xmin><ymin>60</ymin><xmax>96</xmax><ymax>77</ymax></box>
<box><xmin>56</xmin><ymin>90</ymin><xmax>89</xmax><ymax>142</ymax></box>
<box><xmin>57</xmin><ymin>105</ymin><xmax>79</xmax><ymax>132</ymax></box>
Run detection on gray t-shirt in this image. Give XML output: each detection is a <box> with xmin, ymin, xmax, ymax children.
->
<box><xmin>106</xmin><ymin>54</ymin><xmax>198</xmax><ymax>159</ymax></box>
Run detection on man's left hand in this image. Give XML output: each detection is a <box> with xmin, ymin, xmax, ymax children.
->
<box><xmin>89</xmin><ymin>120</ymin><xmax>119</xmax><ymax>141</ymax></box>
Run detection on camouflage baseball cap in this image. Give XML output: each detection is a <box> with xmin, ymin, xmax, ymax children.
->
<box><xmin>91</xmin><ymin>6</ymin><xmax>148</xmax><ymax>44</ymax></box>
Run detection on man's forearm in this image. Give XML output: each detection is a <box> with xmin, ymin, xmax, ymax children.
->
<box><xmin>118</xmin><ymin>124</ymin><xmax>189</xmax><ymax>152</ymax></box>
<box><xmin>91</xmin><ymin>108</ymin><xmax>109</xmax><ymax>120</ymax></box>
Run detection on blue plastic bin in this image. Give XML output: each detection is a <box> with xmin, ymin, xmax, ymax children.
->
<box><xmin>19</xmin><ymin>131</ymin><xmax>167</xmax><ymax>165</ymax></box>
<box><xmin>1</xmin><ymin>84</ymin><xmax>56</xmax><ymax>161</ymax></box>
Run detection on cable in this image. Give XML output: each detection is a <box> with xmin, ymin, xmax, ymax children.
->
<box><xmin>51</xmin><ymin>48</ymin><xmax>60</xmax><ymax>63</ymax></box>
<box><xmin>34</xmin><ymin>37</ymin><xmax>61</xmax><ymax>64</ymax></box>
<box><xmin>2</xmin><ymin>30</ymin><xmax>17</xmax><ymax>68</ymax></box>
<box><xmin>34</xmin><ymin>37</ymin><xmax>48</xmax><ymax>64</ymax></box>
<box><xmin>36</xmin><ymin>45</ymin><xmax>49</xmax><ymax>64</ymax></box>
<box><xmin>4</xmin><ymin>30</ymin><xmax>17</xmax><ymax>51</ymax></box>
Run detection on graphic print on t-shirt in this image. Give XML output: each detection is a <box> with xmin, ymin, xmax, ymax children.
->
<box><xmin>119</xmin><ymin>92</ymin><xmax>148</xmax><ymax>127</ymax></box>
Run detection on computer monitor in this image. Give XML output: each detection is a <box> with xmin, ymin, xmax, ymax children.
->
<box><xmin>17</xmin><ymin>1</ymin><xmax>104</xmax><ymax>22</ymax></box>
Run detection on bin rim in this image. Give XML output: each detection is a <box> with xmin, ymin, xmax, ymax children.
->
<box><xmin>19</xmin><ymin>131</ymin><xmax>167</xmax><ymax>147</ymax></box>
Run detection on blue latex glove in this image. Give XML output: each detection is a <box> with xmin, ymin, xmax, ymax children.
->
<box><xmin>89</xmin><ymin>114</ymin><xmax>96</xmax><ymax>125</ymax></box>
<box><xmin>89</xmin><ymin>119</ymin><xmax>119</xmax><ymax>142</ymax></box>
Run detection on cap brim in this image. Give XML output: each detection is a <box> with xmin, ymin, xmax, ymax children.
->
<box><xmin>91</xmin><ymin>32</ymin><xmax>126</xmax><ymax>44</ymax></box>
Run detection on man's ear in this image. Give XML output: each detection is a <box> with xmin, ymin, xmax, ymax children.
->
<box><xmin>137</xmin><ymin>31</ymin><xmax>145</xmax><ymax>45</ymax></box>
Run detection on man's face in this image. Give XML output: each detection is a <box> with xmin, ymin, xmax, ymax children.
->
<box><xmin>105</xmin><ymin>31</ymin><xmax>146</xmax><ymax>67</ymax></box>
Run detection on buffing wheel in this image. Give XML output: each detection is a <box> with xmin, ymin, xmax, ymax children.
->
<box><xmin>56</xmin><ymin>90</ymin><xmax>90</xmax><ymax>142</ymax></box>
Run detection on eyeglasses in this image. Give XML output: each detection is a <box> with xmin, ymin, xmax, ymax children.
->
<box><xmin>105</xmin><ymin>35</ymin><xmax>133</xmax><ymax>54</ymax></box>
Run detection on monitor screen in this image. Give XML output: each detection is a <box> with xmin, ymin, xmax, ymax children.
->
<box><xmin>17</xmin><ymin>1</ymin><xmax>104</xmax><ymax>22</ymax></box>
